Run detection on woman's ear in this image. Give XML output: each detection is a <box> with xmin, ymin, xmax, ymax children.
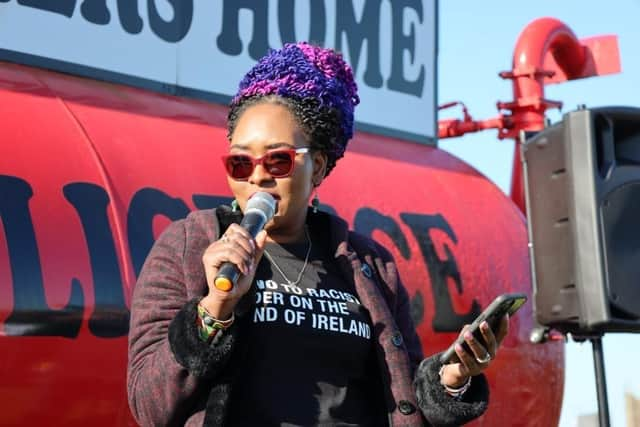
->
<box><xmin>312</xmin><ymin>151</ymin><xmax>328</xmax><ymax>186</ymax></box>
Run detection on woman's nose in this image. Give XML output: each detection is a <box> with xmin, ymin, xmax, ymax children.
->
<box><xmin>248</xmin><ymin>163</ymin><xmax>274</xmax><ymax>185</ymax></box>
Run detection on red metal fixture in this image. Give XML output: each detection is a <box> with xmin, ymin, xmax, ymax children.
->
<box><xmin>438</xmin><ymin>17</ymin><xmax>621</xmax><ymax>212</ymax></box>
<box><xmin>437</xmin><ymin>101</ymin><xmax>510</xmax><ymax>139</ymax></box>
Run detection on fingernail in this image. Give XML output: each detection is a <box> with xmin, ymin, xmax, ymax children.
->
<box><xmin>455</xmin><ymin>344</ymin><xmax>463</xmax><ymax>352</ymax></box>
<box><xmin>481</xmin><ymin>321</ymin><xmax>489</xmax><ymax>330</ymax></box>
<box><xmin>464</xmin><ymin>331</ymin><xmax>473</xmax><ymax>340</ymax></box>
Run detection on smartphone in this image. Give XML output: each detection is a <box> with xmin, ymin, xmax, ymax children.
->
<box><xmin>439</xmin><ymin>293</ymin><xmax>528</xmax><ymax>364</ymax></box>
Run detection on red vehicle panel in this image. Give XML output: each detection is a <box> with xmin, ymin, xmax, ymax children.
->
<box><xmin>0</xmin><ymin>62</ymin><xmax>563</xmax><ymax>425</ymax></box>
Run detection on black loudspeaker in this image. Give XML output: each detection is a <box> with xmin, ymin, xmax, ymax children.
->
<box><xmin>522</xmin><ymin>106</ymin><xmax>640</xmax><ymax>335</ymax></box>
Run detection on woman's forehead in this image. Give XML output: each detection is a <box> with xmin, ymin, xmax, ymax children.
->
<box><xmin>230</xmin><ymin>103</ymin><xmax>306</xmax><ymax>151</ymax></box>
<box><xmin>229</xmin><ymin>141</ymin><xmax>295</xmax><ymax>152</ymax></box>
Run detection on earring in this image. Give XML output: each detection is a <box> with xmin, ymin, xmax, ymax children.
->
<box><xmin>311</xmin><ymin>192</ymin><xmax>320</xmax><ymax>214</ymax></box>
<box><xmin>231</xmin><ymin>199</ymin><xmax>239</xmax><ymax>212</ymax></box>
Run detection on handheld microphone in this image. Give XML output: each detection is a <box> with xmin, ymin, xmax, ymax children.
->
<box><xmin>213</xmin><ymin>192</ymin><xmax>277</xmax><ymax>291</ymax></box>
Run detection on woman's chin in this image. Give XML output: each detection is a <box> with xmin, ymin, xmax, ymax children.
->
<box><xmin>264</xmin><ymin>216</ymin><xmax>280</xmax><ymax>232</ymax></box>
<box><xmin>266</xmin><ymin>214</ymin><xmax>285</xmax><ymax>228</ymax></box>
<box><xmin>264</xmin><ymin>214</ymin><xmax>295</xmax><ymax>237</ymax></box>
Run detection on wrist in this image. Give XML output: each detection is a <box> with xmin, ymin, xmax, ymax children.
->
<box><xmin>444</xmin><ymin>376</ymin><xmax>470</xmax><ymax>389</ymax></box>
<box><xmin>438</xmin><ymin>364</ymin><xmax>469</xmax><ymax>388</ymax></box>
<box><xmin>199</xmin><ymin>295</ymin><xmax>236</xmax><ymax>320</ymax></box>
<box><xmin>439</xmin><ymin>365</ymin><xmax>472</xmax><ymax>399</ymax></box>
<box><xmin>196</xmin><ymin>300</ymin><xmax>235</xmax><ymax>344</ymax></box>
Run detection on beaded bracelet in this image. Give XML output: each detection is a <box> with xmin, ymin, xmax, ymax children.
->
<box><xmin>196</xmin><ymin>303</ymin><xmax>235</xmax><ymax>344</ymax></box>
<box><xmin>438</xmin><ymin>364</ymin><xmax>472</xmax><ymax>399</ymax></box>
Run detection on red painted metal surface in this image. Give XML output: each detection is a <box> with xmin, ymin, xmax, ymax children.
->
<box><xmin>0</xmin><ymin>62</ymin><xmax>563</xmax><ymax>426</ymax></box>
<box><xmin>437</xmin><ymin>101</ymin><xmax>509</xmax><ymax>139</ymax></box>
<box><xmin>438</xmin><ymin>18</ymin><xmax>621</xmax><ymax>213</ymax></box>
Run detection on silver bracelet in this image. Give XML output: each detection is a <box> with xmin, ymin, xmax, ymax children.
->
<box><xmin>438</xmin><ymin>365</ymin><xmax>472</xmax><ymax>398</ymax></box>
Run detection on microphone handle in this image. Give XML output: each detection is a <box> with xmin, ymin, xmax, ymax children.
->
<box><xmin>214</xmin><ymin>263</ymin><xmax>241</xmax><ymax>291</ymax></box>
<box><xmin>213</xmin><ymin>211</ymin><xmax>267</xmax><ymax>292</ymax></box>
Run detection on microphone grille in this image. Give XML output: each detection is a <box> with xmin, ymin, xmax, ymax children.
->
<box><xmin>246</xmin><ymin>192</ymin><xmax>277</xmax><ymax>220</ymax></box>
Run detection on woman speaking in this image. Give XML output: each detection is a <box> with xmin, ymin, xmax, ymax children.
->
<box><xmin>127</xmin><ymin>42</ymin><xmax>509</xmax><ymax>426</ymax></box>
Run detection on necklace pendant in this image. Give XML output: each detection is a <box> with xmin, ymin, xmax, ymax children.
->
<box><xmin>263</xmin><ymin>227</ymin><xmax>313</xmax><ymax>288</ymax></box>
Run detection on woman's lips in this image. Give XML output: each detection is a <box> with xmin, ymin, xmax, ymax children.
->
<box><xmin>250</xmin><ymin>191</ymin><xmax>280</xmax><ymax>201</ymax></box>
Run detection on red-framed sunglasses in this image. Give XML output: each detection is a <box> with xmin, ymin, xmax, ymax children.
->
<box><xmin>221</xmin><ymin>147</ymin><xmax>310</xmax><ymax>180</ymax></box>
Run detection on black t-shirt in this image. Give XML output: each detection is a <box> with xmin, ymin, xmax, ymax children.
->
<box><xmin>226</xmin><ymin>229</ymin><xmax>388</xmax><ymax>426</ymax></box>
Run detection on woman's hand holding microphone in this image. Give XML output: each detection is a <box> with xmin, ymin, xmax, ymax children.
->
<box><xmin>199</xmin><ymin>224</ymin><xmax>267</xmax><ymax>321</ymax></box>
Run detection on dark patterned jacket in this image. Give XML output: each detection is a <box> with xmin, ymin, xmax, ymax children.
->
<box><xmin>127</xmin><ymin>208</ymin><xmax>489</xmax><ymax>426</ymax></box>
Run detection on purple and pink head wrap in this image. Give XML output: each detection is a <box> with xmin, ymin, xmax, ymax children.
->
<box><xmin>231</xmin><ymin>42</ymin><xmax>360</xmax><ymax>159</ymax></box>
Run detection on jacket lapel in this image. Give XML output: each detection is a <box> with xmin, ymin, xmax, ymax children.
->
<box><xmin>331</xmin><ymin>222</ymin><xmax>423</xmax><ymax>426</ymax></box>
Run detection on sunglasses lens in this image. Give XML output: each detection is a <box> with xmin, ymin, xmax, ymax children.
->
<box><xmin>223</xmin><ymin>149</ymin><xmax>297</xmax><ymax>180</ymax></box>
<box><xmin>264</xmin><ymin>151</ymin><xmax>294</xmax><ymax>177</ymax></box>
<box><xmin>226</xmin><ymin>155</ymin><xmax>254</xmax><ymax>179</ymax></box>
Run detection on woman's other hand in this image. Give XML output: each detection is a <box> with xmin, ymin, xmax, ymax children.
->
<box><xmin>439</xmin><ymin>315</ymin><xmax>510</xmax><ymax>388</ymax></box>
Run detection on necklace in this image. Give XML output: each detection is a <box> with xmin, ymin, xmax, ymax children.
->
<box><xmin>263</xmin><ymin>227</ymin><xmax>312</xmax><ymax>287</ymax></box>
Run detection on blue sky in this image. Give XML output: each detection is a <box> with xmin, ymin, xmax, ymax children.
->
<box><xmin>437</xmin><ymin>1</ymin><xmax>640</xmax><ymax>426</ymax></box>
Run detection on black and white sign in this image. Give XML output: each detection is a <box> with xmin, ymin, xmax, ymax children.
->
<box><xmin>0</xmin><ymin>0</ymin><xmax>436</xmax><ymax>142</ymax></box>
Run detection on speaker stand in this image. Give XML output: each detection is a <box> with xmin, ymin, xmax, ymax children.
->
<box><xmin>590</xmin><ymin>336</ymin><xmax>611</xmax><ymax>427</ymax></box>
<box><xmin>571</xmin><ymin>334</ymin><xmax>611</xmax><ymax>426</ymax></box>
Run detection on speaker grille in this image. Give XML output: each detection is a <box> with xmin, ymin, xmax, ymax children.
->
<box><xmin>600</xmin><ymin>181</ymin><xmax>640</xmax><ymax>319</ymax></box>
